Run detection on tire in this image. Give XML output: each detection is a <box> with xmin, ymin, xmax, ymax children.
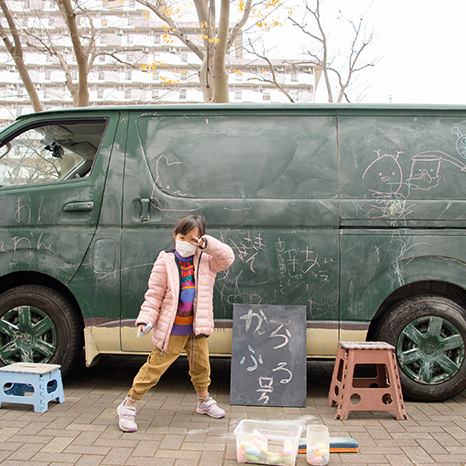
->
<box><xmin>0</xmin><ymin>285</ymin><xmax>83</xmax><ymax>377</ymax></box>
<box><xmin>374</xmin><ymin>295</ymin><xmax>466</xmax><ymax>401</ymax></box>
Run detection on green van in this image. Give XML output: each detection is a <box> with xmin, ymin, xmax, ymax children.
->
<box><xmin>1</xmin><ymin>104</ymin><xmax>466</xmax><ymax>401</ymax></box>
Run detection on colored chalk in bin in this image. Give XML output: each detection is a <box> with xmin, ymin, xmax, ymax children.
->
<box><xmin>234</xmin><ymin>419</ymin><xmax>302</xmax><ymax>466</ymax></box>
<box><xmin>306</xmin><ymin>425</ymin><xmax>329</xmax><ymax>466</ymax></box>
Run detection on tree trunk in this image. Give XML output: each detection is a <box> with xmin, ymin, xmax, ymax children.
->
<box><xmin>199</xmin><ymin>57</ymin><xmax>213</xmax><ymax>102</ymax></box>
<box><xmin>212</xmin><ymin>0</ymin><xmax>229</xmax><ymax>103</ymax></box>
<box><xmin>15</xmin><ymin>56</ymin><xmax>43</xmax><ymax>111</ymax></box>
<box><xmin>56</xmin><ymin>0</ymin><xmax>89</xmax><ymax>107</ymax></box>
<box><xmin>0</xmin><ymin>0</ymin><xmax>43</xmax><ymax>112</ymax></box>
<box><xmin>322</xmin><ymin>59</ymin><xmax>333</xmax><ymax>103</ymax></box>
<box><xmin>193</xmin><ymin>0</ymin><xmax>210</xmax><ymax>101</ymax></box>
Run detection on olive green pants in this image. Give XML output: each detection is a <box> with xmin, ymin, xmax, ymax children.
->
<box><xmin>128</xmin><ymin>334</ymin><xmax>211</xmax><ymax>400</ymax></box>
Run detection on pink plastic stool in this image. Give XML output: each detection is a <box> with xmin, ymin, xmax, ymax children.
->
<box><xmin>328</xmin><ymin>341</ymin><xmax>407</xmax><ymax>420</ymax></box>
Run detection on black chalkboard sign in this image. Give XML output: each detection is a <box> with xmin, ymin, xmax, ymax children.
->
<box><xmin>230</xmin><ymin>304</ymin><xmax>307</xmax><ymax>407</ymax></box>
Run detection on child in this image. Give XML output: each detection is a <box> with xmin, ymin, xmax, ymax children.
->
<box><xmin>117</xmin><ymin>215</ymin><xmax>235</xmax><ymax>432</ymax></box>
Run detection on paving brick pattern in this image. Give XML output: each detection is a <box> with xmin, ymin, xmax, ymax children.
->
<box><xmin>0</xmin><ymin>356</ymin><xmax>465</xmax><ymax>466</ymax></box>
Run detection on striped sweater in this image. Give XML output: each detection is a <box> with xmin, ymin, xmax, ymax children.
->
<box><xmin>171</xmin><ymin>251</ymin><xmax>195</xmax><ymax>335</ymax></box>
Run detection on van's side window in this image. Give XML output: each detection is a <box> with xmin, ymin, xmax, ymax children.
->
<box><xmin>0</xmin><ymin>120</ymin><xmax>107</xmax><ymax>187</ymax></box>
<box><xmin>137</xmin><ymin>115</ymin><xmax>337</xmax><ymax>199</ymax></box>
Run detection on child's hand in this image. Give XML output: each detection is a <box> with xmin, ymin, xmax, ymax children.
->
<box><xmin>191</xmin><ymin>236</ymin><xmax>206</xmax><ymax>249</ymax></box>
<box><xmin>137</xmin><ymin>323</ymin><xmax>151</xmax><ymax>338</ymax></box>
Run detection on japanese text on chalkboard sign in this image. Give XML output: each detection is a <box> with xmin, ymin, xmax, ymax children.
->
<box><xmin>230</xmin><ymin>304</ymin><xmax>306</xmax><ymax>407</ymax></box>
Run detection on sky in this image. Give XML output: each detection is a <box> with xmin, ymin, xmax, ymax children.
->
<box><xmin>271</xmin><ymin>0</ymin><xmax>466</xmax><ymax>105</ymax></box>
<box><xmin>362</xmin><ymin>1</ymin><xmax>466</xmax><ymax>104</ymax></box>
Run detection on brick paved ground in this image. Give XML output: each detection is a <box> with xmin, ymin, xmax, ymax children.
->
<box><xmin>0</xmin><ymin>355</ymin><xmax>465</xmax><ymax>466</ymax></box>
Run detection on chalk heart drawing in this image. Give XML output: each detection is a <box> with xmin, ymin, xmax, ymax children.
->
<box><xmin>362</xmin><ymin>150</ymin><xmax>403</xmax><ymax>197</ymax></box>
<box><xmin>154</xmin><ymin>154</ymin><xmax>190</xmax><ymax>196</ymax></box>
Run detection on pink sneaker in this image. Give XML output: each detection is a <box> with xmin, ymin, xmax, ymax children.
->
<box><xmin>117</xmin><ymin>400</ymin><xmax>138</xmax><ymax>432</ymax></box>
<box><xmin>196</xmin><ymin>395</ymin><xmax>225</xmax><ymax>419</ymax></box>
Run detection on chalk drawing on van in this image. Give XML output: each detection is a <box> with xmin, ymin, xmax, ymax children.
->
<box><xmin>15</xmin><ymin>197</ymin><xmax>32</xmax><ymax>224</ymax></box>
<box><xmin>219</xmin><ymin>231</ymin><xmax>334</xmax><ymax>319</ymax></box>
<box><xmin>363</xmin><ymin>149</ymin><xmax>466</xmax><ymax>195</ymax></box>
<box><xmin>223</xmin><ymin>201</ymin><xmax>252</xmax><ymax>211</ymax></box>
<box><xmin>154</xmin><ymin>154</ymin><xmax>191</xmax><ymax>196</ymax></box>
<box><xmin>226</xmin><ymin>291</ymin><xmax>264</xmax><ymax>305</ymax></box>
<box><xmin>11</xmin><ymin>196</ymin><xmax>53</xmax><ymax>225</ymax></box>
<box><xmin>391</xmin><ymin>233</ymin><xmax>432</xmax><ymax>286</ymax></box>
<box><xmin>0</xmin><ymin>233</ymin><xmax>55</xmax><ymax>257</ymax></box>
<box><xmin>275</xmin><ymin>238</ymin><xmax>332</xmax><ymax>310</ymax></box>
<box><xmin>361</xmin><ymin>150</ymin><xmax>409</xmax><ymax>220</ymax></box>
<box><xmin>221</xmin><ymin>269</ymin><xmax>264</xmax><ymax>306</ymax></box>
<box><xmin>228</xmin><ymin>232</ymin><xmax>266</xmax><ymax>274</ymax></box>
<box><xmin>149</xmin><ymin>179</ymin><xmax>201</xmax><ymax>213</ymax></box>
<box><xmin>451</xmin><ymin>126</ymin><xmax>466</xmax><ymax>158</ymax></box>
<box><xmin>406</xmin><ymin>153</ymin><xmax>441</xmax><ymax>190</ymax></box>
<box><xmin>362</xmin><ymin>147</ymin><xmax>466</xmax><ymax>219</ymax></box>
<box><xmin>362</xmin><ymin>150</ymin><xmax>404</xmax><ymax>198</ymax></box>
<box><xmin>406</xmin><ymin>151</ymin><xmax>466</xmax><ymax>191</ymax></box>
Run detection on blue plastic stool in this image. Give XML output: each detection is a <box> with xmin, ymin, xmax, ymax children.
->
<box><xmin>0</xmin><ymin>362</ymin><xmax>65</xmax><ymax>413</ymax></box>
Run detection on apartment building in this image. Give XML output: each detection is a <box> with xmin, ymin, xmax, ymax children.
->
<box><xmin>0</xmin><ymin>0</ymin><xmax>317</xmax><ymax>126</ymax></box>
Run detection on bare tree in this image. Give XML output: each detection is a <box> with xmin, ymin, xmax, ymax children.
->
<box><xmin>1</xmin><ymin>0</ymin><xmax>287</xmax><ymax>108</ymax></box>
<box><xmin>135</xmin><ymin>0</ymin><xmax>283</xmax><ymax>103</ymax></box>
<box><xmin>289</xmin><ymin>0</ymin><xmax>378</xmax><ymax>103</ymax></box>
<box><xmin>0</xmin><ymin>0</ymin><xmax>43</xmax><ymax>112</ymax></box>
<box><xmin>31</xmin><ymin>1</ymin><xmax>143</xmax><ymax>106</ymax></box>
<box><xmin>1</xmin><ymin>0</ymin><xmax>148</xmax><ymax>108</ymax></box>
<box><xmin>246</xmin><ymin>39</ymin><xmax>295</xmax><ymax>103</ymax></box>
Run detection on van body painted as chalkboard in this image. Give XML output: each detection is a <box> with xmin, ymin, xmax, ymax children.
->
<box><xmin>1</xmin><ymin>104</ymin><xmax>466</xmax><ymax>402</ymax></box>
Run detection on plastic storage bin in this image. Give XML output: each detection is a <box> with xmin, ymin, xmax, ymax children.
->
<box><xmin>306</xmin><ymin>425</ymin><xmax>330</xmax><ymax>465</ymax></box>
<box><xmin>234</xmin><ymin>419</ymin><xmax>302</xmax><ymax>466</ymax></box>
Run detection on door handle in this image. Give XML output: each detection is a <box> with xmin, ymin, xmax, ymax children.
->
<box><xmin>62</xmin><ymin>201</ymin><xmax>94</xmax><ymax>212</ymax></box>
<box><xmin>140</xmin><ymin>198</ymin><xmax>150</xmax><ymax>222</ymax></box>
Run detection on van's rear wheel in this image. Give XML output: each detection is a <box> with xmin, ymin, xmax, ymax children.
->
<box><xmin>0</xmin><ymin>285</ymin><xmax>83</xmax><ymax>376</ymax></box>
<box><xmin>374</xmin><ymin>295</ymin><xmax>466</xmax><ymax>401</ymax></box>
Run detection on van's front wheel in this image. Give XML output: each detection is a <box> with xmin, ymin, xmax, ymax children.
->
<box><xmin>0</xmin><ymin>285</ymin><xmax>83</xmax><ymax>376</ymax></box>
<box><xmin>374</xmin><ymin>295</ymin><xmax>466</xmax><ymax>401</ymax></box>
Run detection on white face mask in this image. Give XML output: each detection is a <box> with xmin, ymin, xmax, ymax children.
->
<box><xmin>175</xmin><ymin>240</ymin><xmax>198</xmax><ymax>258</ymax></box>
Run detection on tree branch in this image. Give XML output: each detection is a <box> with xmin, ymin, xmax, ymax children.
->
<box><xmin>227</xmin><ymin>0</ymin><xmax>252</xmax><ymax>49</ymax></box>
<box><xmin>136</xmin><ymin>0</ymin><xmax>205</xmax><ymax>60</ymax></box>
<box><xmin>289</xmin><ymin>0</ymin><xmax>378</xmax><ymax>102</ymax></box>
<box><xmin>246</xmin><ymin>39</ymin><xmax>295</xmax><ymax>103</ymax></box>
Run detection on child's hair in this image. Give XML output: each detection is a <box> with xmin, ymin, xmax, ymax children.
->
<box><xmin>174</xmin><ymin>215</ymin><xmax>206</xmax><ymax>237</ymax></box>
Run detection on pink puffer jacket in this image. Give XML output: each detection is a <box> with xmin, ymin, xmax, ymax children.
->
<box><xmin>136</xmin><ymin>235</ymin><xmax>235</xmax><ymax>352</ymax></box>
